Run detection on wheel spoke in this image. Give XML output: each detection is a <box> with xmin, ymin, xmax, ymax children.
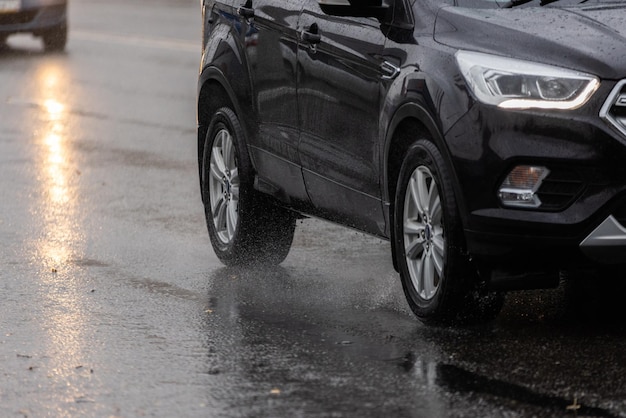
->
<box><xmin>211</xmin><ymin>145</ymin><xmax>227</xmax><ymax>178</ymax></box>
<box><xmin>417</xmin><ymin>169</ymin><xmax>430</xmax><ymax>214</ymax></box>
<box><xmin>432</xmin><ymin>233</ymin><xmax>445</xmax><ymax>252</ymax></box>
<box><xmin>226</xmin><ymin>201</ymin><xmax>237</xmax><ymax>240</ymax></box>
<box><xmin>430</xmin><ymin>195</ymin><xmax>442</xmax><ymax>225</ymax></box>
<box><xmin>210</xmin><ymin>186</ymin><xmax>224</xmax><ymax>211</ymax></box>
<box><xmin>406</xmin><ymin>236</ymin><xmax>426</xmax><ymax>260</ymax></box>
<box><xmin>417</xmin><ymin>251</ymin><xmax>427</xmax><ymax>295</ymax></box>
<box><xmin>423</xmin><ymin>250</ymin><xmax>436</xmax><ymax>298</ymax></box>
<box><xmin>213</xmin><ymin>197</ymin><xmax>227</xmax><ymax>231</ymax></box>
<box><xmin>210</xmin><ymin>158</ymin><xmax>224</xmax><ymax>182</ymax></box>
<box><xmin>409</xmin><ymin>175</ymin><xmax>424</xmax><ymax>216</ymax></box>
<box><xmin>431</xmin><ymin>236</ymin><xmax>445</xmax><ymax>278</ymax></box>
<box><xmin>230</xmin><ymin>168</ymin><xmax>240</xmax><ymax>200</ymax></box>
<box><xmin>222</xmin><ymin>132</ymin><xmax>234</xmax><ymax>171</ymax></box>
<box><xmin>427</xmin><ymin>177</ymin><xmax>438</xmax><ymax>216</ymax></box>
<box><xmin>404</xmin><ymin>218</ymin><xmax>424</xmax><ymax>235</ymax></box>
<box><xmin>230</xmin><ymin>167</ymin><xmax>239</xmax><ymax>183</ymax></box>
<box><xmin>230</xmin><ymin>184</ymin><xmax>240</xmax><ymax>201</ymax></box>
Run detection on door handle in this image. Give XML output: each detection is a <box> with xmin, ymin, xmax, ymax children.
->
<box><xmin>302</xmin><ymin>23</ymin><xmax>321</xmax><ymax>44</ymax></box>
<box><xmin>237</xmin><ymin>0</ymin><xmax>254</xmax><ymax>18</ymax></box>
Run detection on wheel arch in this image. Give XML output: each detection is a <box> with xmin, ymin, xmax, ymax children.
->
<box><xmin>197</xmin><ymin>66</ymin><xmax>252</xmax><ymax>190</ymax></box>
<box><xmin>383</xmin><ymin>101</ymin><xmax>468</xmax><ymax>269</ymax></box>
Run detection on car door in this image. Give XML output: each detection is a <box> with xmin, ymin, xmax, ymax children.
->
<box><xmin>241</xmin><ymin>0</ymin><xmax>310</xmax><ymax>204</ymax></box>
<box><xmin>297</xmin><ymin>1</ymin><xmax>392</xmax><ymax>235</ymax></box>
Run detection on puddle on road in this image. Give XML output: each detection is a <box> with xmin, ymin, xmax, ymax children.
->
<box><xmin>437</xmin><ymin>364</ymin><xmax>618</xmax><ymax>418</ymax></box>
<box><xmin>197</xmin><ymin>262</ymin><xmax>626</xmax><ymax>417</ymax></box>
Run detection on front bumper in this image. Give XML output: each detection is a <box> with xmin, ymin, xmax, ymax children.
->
<box><xmin>463</xmin><ymin>195</ymin><xmax>626</xmax><ymax>268</ymax></box>
<box><xmin>0</xmin><ymin>2</ymin><xmax>66</xmax><ymax>36</ymax></box>
<box><xmin>580</xmin><ymin>215</ymin><xmax>626</xmax><ymax>263</ymax></box>
<box><xmin>445</xmin><ymin>80</ymin><xmax>626</xmax><ymax>269</ymax></box>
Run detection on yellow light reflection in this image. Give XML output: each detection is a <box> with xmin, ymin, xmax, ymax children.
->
<box><xmin>41</xmin><ymin>123</ymin><xmax>74</xmax><ymax>264</ymax></box>
<box><xmin>34</xmin><ymin>63</ymin><xmax>88</xmax><ymax>400</ymax></box>
<box><xmin>44</xmin><ymin>99</ymin><xmax>65</xmax><ymax>120</ymax></box>
<box><xmin>34</xmin><ymin>66</ymin><xmax>79</xmax><ymax>268</ymax></box>
<box><xmin>43</xmin><ymin>69</ymin><xmax>59</xmax><ymax>89</ymax></box>
<box><xmin>45</xmin><ymin>132</ymin><xmax>70</xmax><ymax>206</ymax></box>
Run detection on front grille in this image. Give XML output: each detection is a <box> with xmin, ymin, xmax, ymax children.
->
<box><xmin>0</xmin><ymin>10</ymin><xmax>37</xmax><ymax>26</ymax></box>
<box><xmin>600</xmin><ymin>79</ymin><xmax>626</xmax><ymax>139</ymax></box>
<box><xmin>537</xmin><ymin>168</ymin><xmax>584</xmax><ymax>210</ymax></box>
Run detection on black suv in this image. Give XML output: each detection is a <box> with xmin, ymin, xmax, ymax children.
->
<box><xmin>0</xmin><ymin>0</ymin><xmax>68</xmax><ymax>52</ymax></box>
<box><xmin>197</xmin><ymin>0</ymin><xmax>626</xmax><ymax>324</ymax></box>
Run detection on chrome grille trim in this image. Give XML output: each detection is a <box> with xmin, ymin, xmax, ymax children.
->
<box><xmin>600</xmin><ymin>79</ymin><xmax>626</xmax><ymax>138</ymax></box>
<box><xmin>580</xmin><ymin>215</ymin><xmax>626</xmax><ymax>263</ymax></box>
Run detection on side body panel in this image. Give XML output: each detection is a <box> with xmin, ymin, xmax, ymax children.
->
<box><xmin>245</xmin><ymin>0</ymin><xmax>310</xmax><ymax>204</ymax></box>
<box><xmin>199</xmin><ymin>0</ymin><xmax>309</xmax><ymax>205</ymax></box>
<box><xmin>298</xmin><ymin>3</ymin><xmax>388</xmax><ymax>235</ymax></box>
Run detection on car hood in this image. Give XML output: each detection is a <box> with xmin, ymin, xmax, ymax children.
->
<box><xmin>434</xmin><ymin>4</ymin><xmax>626</xmax><ymax>79</ymax></box>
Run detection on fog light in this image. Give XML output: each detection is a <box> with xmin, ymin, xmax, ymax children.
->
<box><xmin>498</xmin><ymin>165</ymin><xmax>550</xmax><ymax>208</ymax></box>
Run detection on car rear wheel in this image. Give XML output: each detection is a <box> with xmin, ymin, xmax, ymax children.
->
<box><xmin>41</xmin><ymin>23</ymin><xmax>67</xmax><ymax>52</ymax></box>
<box><xmin>201</xmin><ymin>107</ymin><xmax>295</xmax><ymax>266</ymax></box>
<box><xmin>394</xmin><ymin>140</ymin><xmax>503</xmax><ymax>325</ymax></box>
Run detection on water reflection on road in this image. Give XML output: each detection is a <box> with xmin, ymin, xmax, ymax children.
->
<box><xmin>31</xmin><ymin>59</ymin><xmax>94</xmax><ymax>411</ymax></box>
<box><xmin>203</xmin><ymin>265</ymin><xmax>450</xmax><ymax>417</ymax></box>
<box><xmin>37</xmin><ymin>64</ymin><xmax>80</xmax><ymax>269</ymax></box>
<box><xmin>201</xmin><ymin>251</ymin><xmax>626</xmax><ymax>417</ymax></box>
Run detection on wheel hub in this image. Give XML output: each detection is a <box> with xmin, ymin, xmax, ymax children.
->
<box><xmin>222</xmin><ymin>175</ymin><xmax>232</xmax><ymax>200</ymax></box>
<box><xmin>421</xmin><ymin>220</ymin><xmax>433</xmax><ymax>250</ymax></box>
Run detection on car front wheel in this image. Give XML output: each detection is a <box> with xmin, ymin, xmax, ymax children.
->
<box><xmin>394</xmin><ymin>139</ymin><xmax>503</xmax><ymax>325</ymax></box>
<box><xmin>201</xmin><ymin>107</ymin><xmax>295</xmax><ymax>266</ymax></box>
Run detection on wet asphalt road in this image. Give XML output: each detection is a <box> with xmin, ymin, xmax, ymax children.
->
<box><xmin>1</xmin><ymin>0</ymin><xmax>626</xmax><ymax>417</ymax></box>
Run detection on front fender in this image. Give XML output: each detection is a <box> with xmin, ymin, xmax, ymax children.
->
<box><xmin>381</xmin><ymin>67</ymin><xmax>472</xmax><ymax>243</ymax></box>
<box><xmin>197</xmin><ymin>10</ymin><xmax>257</xmax><ymax>184</ymax></box>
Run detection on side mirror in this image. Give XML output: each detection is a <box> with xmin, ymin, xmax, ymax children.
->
<box><xmin>319</xmin><ymin>0</ymin><xmax>389</xmax><ymax>19</ymax></box>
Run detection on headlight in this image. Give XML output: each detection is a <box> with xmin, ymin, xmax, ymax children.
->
<box><xmin>455</xmin><ymin>51</ymin><xmax>600</xmax><ymax>110</ymax></box>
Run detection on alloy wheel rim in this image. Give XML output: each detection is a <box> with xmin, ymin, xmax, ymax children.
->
<box><xmin>403</xmin><ymin>166</ymin><xmax>445</xmax><ymax>301</ymax></box>
<box><xmin>209</xmin><ymin>128</ymin><xmax>240</xmax><ymax>245</ymax></box>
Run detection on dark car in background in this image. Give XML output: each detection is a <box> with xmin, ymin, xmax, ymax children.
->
<box><xmin>197</xmin><ymin>0</ymin><xmax>626</xmax><ymax>324</ymax></box>
<box><xmin>0</xmin><ymin>0</ymin><xmax>67</xmax><ymax>51</ymax></box>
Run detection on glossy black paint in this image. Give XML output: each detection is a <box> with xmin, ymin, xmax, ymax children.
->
<box><xmin>245</xmin><ymin>1</ymin><xmax>310</xmax><ymax>205</ymax></box>
<box><xmin>298</xmin><ymin>4</ymin><xmax>388</xmax><ymax>233</ymax></box>
<box><xmin>435</xmin><ymin>5</ymin><xmax>626</xmax><ymax>78</ymax></box>
<box><xmin>198</xmin><ymin>0</ymin><xmax>626</xmax><ymax>277</ymax></box>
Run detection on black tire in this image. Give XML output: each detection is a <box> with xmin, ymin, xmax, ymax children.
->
<box><xmin>42</xmin><ymin>23</ymin><xmax>67</xmax><ymax>52</ymax></box>
<box><xmin>393</xmin><ymin>139</ymin><xmax>503</xmax><ymax>325</ymax></box>
<box><xmin>201</xmin><ymin>107</ymin><xmax>295</xmax><ymax>266</ymax></box>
